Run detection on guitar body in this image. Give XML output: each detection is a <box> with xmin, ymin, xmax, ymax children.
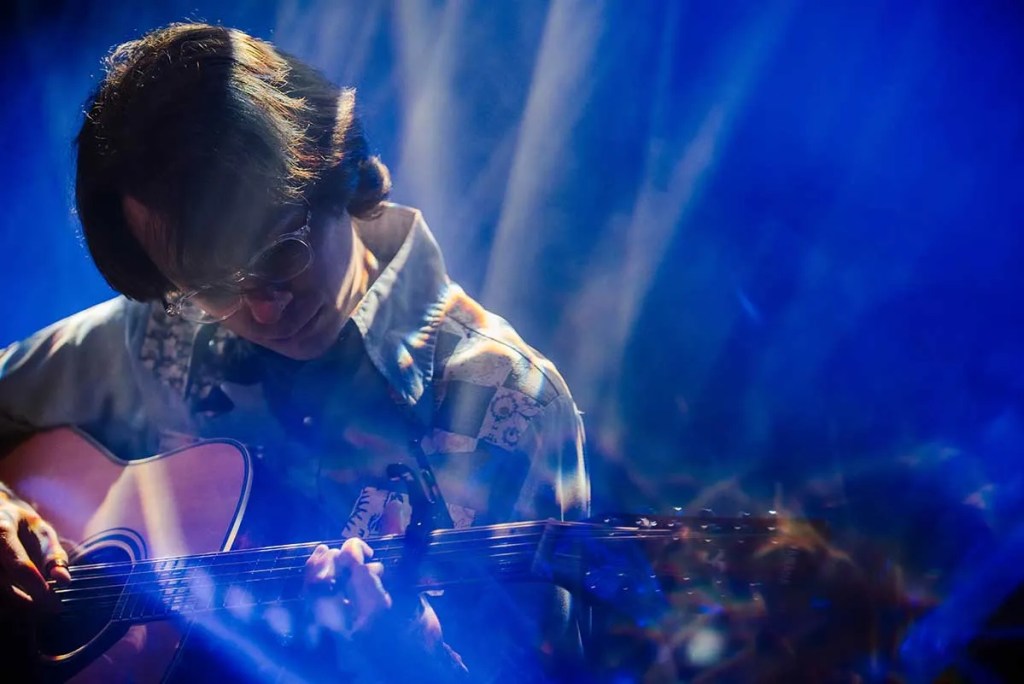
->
<box><xmin>0</xmin><ymin>428</ymin><xmax>252</xmax><ymax>683</ymax></box>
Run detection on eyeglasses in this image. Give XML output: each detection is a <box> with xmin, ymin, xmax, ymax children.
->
<box><xmin>164</xmin><ymin>208</ymin><xmax>315</xmax><ymax>324</ymax></box>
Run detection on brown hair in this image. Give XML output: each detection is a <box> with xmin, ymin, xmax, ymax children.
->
<box><xmin>76</xmin><ymin>22</ymin><xmax>390</xmax><ymax>300</ymax></box>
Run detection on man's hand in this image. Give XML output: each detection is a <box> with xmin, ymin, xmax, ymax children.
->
<box><xmin>303</xmin><ymin>537</ymin><xmax>442</xmax><ymax>647</ymax></box>
<box><xmin>0</xmin><ymin>485</ymin><xmax>70</xmax><ymax>610</ymax></box>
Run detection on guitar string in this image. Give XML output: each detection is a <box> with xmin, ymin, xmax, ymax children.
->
<box><xmin>58</xmin><ymin>561</ymin><xmax>534</xmax><ymax>616</ymax></box>
<box><xmin>53</xmin><ymin>522</ymin><xmax>687</xmax><ymax>587</ymax></box>
<box><xmin>51</xmin><ymin>532</ymin><xmax>679</xmax><ymax>606</ymax></box>
<box><xmin>52</xmin><ymin>546</ymin><xmax>604</xmax><ymax>617</ymax></box>
<box><xmin>56</xmin><ymin>552</ymin><xmax>543</xmax><ymax>615</ymax></box>
<box><xmin>61</xmin><ymin>520</ymin><xmax>550</xmax><ymax>580</ymax></box>
<box><xmin>68</xmin><ymin>520</ymin><xmax>555</xmax><ymax>572</ymax></box>
<box><xmin>55</xmin><ymin>542</ymin><xmax>547</xmax><ymax>604</ymax></box>
<box><xmin>58</xmin><ymin>553</ymin><xmax>754</xmax><ymax>621</ymax></box>
<box><xmin>49</xmin><ymin>528</ymin><xmax>707</xmax><ymax>609</ymax></box>
<box><xmin>57</xmin><ymin>522</ymin><xmax>553</xmax><ymax>583</ymax></box>
<box><xmin>52</xmin><ymin>524</ymin><xmax>551</xmax><ymax>595</ymax></box>
<box><xmin>53</xmin><ymin>527</ymin><xmax>765</xmax><ymax>607</ymax></box>
<box><xmin>62</xmin><ymin>518</ymin><xmax>753</xmax><ymax>575</ymax></box>
<box><xmin>54</xmin><ymin>548</ymin><xmax>624</xmax><ymax>618</ymax></box>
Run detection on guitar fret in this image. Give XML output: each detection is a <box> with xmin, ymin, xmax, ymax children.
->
<box><xmin>280</xmin><ymin>547</ymin><xmax>304</xmax><ymax>602</ymax></box>
<box><xmin>261</xmin><ymin>547</ymin><xmax>280</xmax><ymax>601</ymax></box>
<box><xmin>267</xmin><ymin>546</ymin><xmax>285</xmax><ymax>603</ymax></box>
<box><xmin>185</xmin><ymin>563</ymin><xmax>200</xmax><ymax>614</ymax></box>
<box><xmin>128</xmin><ymin>566</ymin><xmax>144</xmax><ymax>621</ymax></box>
<box><xmin>181</xmin><ymin>561</ymin><xmax>197</xmax><ymax>614</ymax></box>
<box><xmin>166</xmin><ymin>558</ymin><xmax>190</xmax><ymax>615</ymax></box>
<box><xmin>157</xmin><ymin>559</ymin><xmax>173</xmax><ymax>615</ymax></box>
<box><xmin>204</xmin><ymin>564</ymin><xmax>217</xmax><ymax>613</ymax></box>
<box><xmin>143</xmin><ymin>559</ymin><xmax>165</xmax><ymax>619</ymax></box>
<box><xmin>210</xmin><ymin>554</ymin><xmax>231</xmax><ymax>612</ymax></box>
<box><xmin>150</xmin><ymin>561</ymin><xmax>166</xmax><ymax>618</ymax></box>
<box><xmin>143</xmin><ymin>569</ymin><xmax>159</xmax><ymax>619</ymax></box>
<box><xmin>235</xmin><ymin>546</ymin><xmax>263</xmax><ymax>610</ymax></box>
<box><xmin>112</xmin><ymin>561</ymin><xmax>134</xmax><ymax>622</ymax></box>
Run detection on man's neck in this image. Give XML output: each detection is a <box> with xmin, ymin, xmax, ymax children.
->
<box><xmin>338</xmin><ymin>229</ymin><xmax>381</xmax><ymax>321</ymax></box>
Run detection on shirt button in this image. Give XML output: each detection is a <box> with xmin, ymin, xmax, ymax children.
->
<box><xmin>302</xmin><ymin>416</ymin><xmax>314</xmax><ymax>428</ymax></box>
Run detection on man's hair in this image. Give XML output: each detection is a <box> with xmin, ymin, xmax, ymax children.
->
<box><xmin>76</xmin><ymin>22</ymin><xmax>391</xmax><ymax>301</ymax></box>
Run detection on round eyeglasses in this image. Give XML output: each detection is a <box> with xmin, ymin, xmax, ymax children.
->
<box><xmin>164</xmin><ymin>209</ymin><xmax>314</xmax><ymax>324</ymax></box>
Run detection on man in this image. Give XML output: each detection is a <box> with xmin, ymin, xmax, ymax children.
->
<box><xmin>0</xmin><ymin>22</ymin><xmax>588</xmax><ymax>682</ymax></box>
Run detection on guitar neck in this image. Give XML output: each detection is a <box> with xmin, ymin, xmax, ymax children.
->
<box><xmin>55</xmin><ymin>520</ymin><xmax>626</xmax><ymax>625</ymax></box>
<box><xmin>52</xmin><ymin>515</ymin><xmax>780</xmax><ymax>626</ymax></box>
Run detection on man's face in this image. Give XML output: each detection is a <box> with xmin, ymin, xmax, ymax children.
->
<box><xmin>124</xmin><ymin>195</ymin><xmax>358</xmax><ymax>360</ymax></box>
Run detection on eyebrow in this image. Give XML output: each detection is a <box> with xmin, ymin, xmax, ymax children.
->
<box><xmin>256</xmin><ymin>204</ymin><xmax>307</xmax><ymax>245</ymax></box>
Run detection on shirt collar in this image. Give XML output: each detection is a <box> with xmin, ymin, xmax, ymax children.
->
<box><xmin>350</xmin><ymin>203</ymin><xmax>451</xmax><ymax>407</ymax></box>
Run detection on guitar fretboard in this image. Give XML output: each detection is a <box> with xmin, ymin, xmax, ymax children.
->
<box><xmin>55</xmin><ymin>521</ymin><xmax>593</xmax><ymax>622</ymax></box>
<box><xmin>51</xmin><ymin>516</ymin><xmax>777</xmax><ymax>624</ymax></box>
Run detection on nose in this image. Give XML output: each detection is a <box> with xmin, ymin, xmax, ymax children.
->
<box><xmin>241</xmin><ymin>288</ymin><xmax>294</xmax><ymax>325</ymax></box>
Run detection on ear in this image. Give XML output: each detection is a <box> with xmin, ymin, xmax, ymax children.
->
<box><xmin>122</xmin><ymin>195</ymin><xmax>169</xmax><ymax>269</ymax></box>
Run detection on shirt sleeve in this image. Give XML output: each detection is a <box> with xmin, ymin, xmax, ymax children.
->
<box><xmin>428</xmin><ymin>387</ymin><xmax>592</xmax><ymax>682</ymax></box>
<box><xmin>511</xmin><ymin>392</ymin><xmax>590</xmax><ymax>524</ymax></box>
<box><xmin>0</xmin><ymin>297</ymin><xmax>150</xmax><ymax>458</ymax></box>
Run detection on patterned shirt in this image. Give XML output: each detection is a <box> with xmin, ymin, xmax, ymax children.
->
<box><xmin>0</xmin><ymin>204</ymin><xmax>589</xmax><ymax>680</ymax></box>
<box><xmin>0</xmin><ymin>203</ymin><xmax>588</xmax><ymax>538</ymax></box>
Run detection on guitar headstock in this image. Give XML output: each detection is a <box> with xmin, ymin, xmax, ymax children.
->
<box><xmin>565</xmin><ymin>513</ymin><xmax>927</xmax><ymax>680</ymax></box>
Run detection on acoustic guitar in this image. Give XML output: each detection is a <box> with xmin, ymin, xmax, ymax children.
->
<box><xmin>0</xmin><ymin>428</ymin><xmax>807</xmax><ymax>682</ymax></box>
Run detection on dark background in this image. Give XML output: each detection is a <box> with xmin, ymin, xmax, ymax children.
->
<box><xmin>2</xmin><ymin>1</ymin><xmax>1023</xmax><ymax>677</ymax></box>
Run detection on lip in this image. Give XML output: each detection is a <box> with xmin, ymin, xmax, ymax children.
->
<box><xmin>266</xmin><ymin>305</ymin><xmax>324</xmax><ymax>343</ymax></box>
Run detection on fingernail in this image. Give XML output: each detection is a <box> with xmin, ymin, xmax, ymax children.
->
<box><xmin>51</xmin><ymin>566</ymin><xmax>72</xmax><ymax>585</ymax></box>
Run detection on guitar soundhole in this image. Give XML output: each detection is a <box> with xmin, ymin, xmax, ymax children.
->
<box><xmin>36</xmin><ymin>544</ymin><xmax>131</xmax><ymax>660</ymax></box>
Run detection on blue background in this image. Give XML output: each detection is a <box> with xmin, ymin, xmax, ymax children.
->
<box><xmin>3</xmin><ymin>0</ymin><xmax>1024</xmax><ymax>676</ymax></box>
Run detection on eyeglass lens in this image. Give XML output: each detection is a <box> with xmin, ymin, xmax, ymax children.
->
<box><xmin>177</xmin><ymin>237</ymin><xmax>312</xmax><ymax>322</ymax></box>
<box><xmin>249</xmin><ymin>236</ymin><xmax>313</xmax><ymax>283</ymax></box>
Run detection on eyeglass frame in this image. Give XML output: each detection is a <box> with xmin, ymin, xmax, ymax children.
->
<box><xmin>163</xmin><ymin>207</ymin><xmax>315</xmax><ymax>324</ymax></box>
